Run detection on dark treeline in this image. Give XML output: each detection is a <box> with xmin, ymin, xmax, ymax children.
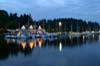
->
<box><xmin>0</xmin><ymin>10</ymin><xmax>100</xmax><ymax>33</ymax></box>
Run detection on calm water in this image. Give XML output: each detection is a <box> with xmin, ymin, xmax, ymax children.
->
<box><xmin>0</xmin><ymin>35</ymin><xmax>100</xmax><ymax>66</ymax></box>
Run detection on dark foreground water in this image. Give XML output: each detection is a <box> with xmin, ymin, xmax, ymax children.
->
<box><xmin>0</xmin><ymin>35</ymin><xmax>100</xmax><ymax>66</ymax></box>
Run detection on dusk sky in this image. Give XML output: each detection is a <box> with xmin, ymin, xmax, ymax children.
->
<box><xmin>0</xmin><ymin>0</ymin><xmax>100</xmax><ymax>22</ymax></box>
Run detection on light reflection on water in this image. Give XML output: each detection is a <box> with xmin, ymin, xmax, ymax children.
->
<box><xmin>59</xmin><ymin>42</ymin><xmax>62</xmax><ymax>52</ymax></box>
<box><xmin>0</xmin><ymin>35</ymin><xmax>100</xmax><ymax>66</ymax></box>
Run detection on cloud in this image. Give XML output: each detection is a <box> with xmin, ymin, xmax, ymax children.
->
<box><xmin>0</xmin><ymin>0</ymin><xmax>29</xmax><ymax>8</ymax></box>
<box><xmin>35</xmin><ymin>0</ymin><xmax>65</xmax><ymax>8</ymax></box>
<box><xmin>0</xmin><ymin>0</ymin><xmax>82</xmax><ymax>9</ymax></box>
<box><xmin>0</xmin><ymin>0</ymin><xmax>100</xmax><ymax>22</ymax></box>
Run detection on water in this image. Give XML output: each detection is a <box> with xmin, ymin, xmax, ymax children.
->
<box><xmin>0</xmin><ymin>35</ymin><xmax>100</xmax><ymax>66</ymax></box>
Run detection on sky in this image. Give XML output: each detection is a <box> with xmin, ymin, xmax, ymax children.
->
<box><xmin>0</xmin><ymin>0</ymin><xmax>100</xmax><ymax>22</ymax></box>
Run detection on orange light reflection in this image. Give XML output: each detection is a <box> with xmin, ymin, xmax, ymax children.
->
<box><xmin>29</xmin><ymin>40</ymin><xmax>35</xmax><ymax>49</ymax></box>
<box><xmin>37</xmin><ymin>39</ymin><xmax>43</xmax><ymax>48</ymax></box>
<box><xmin>21</xmin><ymin>41</ymin><xmax>26</xmax><ymax>49</ymax></box>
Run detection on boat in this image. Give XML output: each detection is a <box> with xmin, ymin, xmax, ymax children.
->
<box><xmin>4</xmin><ymin>25</ymin><xmax>58</xmax><ymax>40</ymax></box>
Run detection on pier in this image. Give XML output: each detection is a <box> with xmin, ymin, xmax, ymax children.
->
<box><xmin>4</xmin><ymin>25</ymin><xmax>100</xmax><ymax>40</ymax></box>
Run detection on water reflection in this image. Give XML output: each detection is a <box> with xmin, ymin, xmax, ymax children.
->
<box><xmin>59</xmin><ymin>42</ymin><xmax>62</xmax><ymax>52</ymax></box>
<box><xmin>37</xmin><ymin>39</ymin><xmax>43</xmax><ymax>48</ymax></box>
<box><xmin>0</xmin><ymin>35</ymin><xmax>99</xmax><ymax>60</ymax></box>
<box><xmin>99</xmin><ymin>35</ymin><xmax>100</xmax><ymax>42</ymax></box>
<box><xmin>29</xmin><ymin>40</ymin><xmax>35</xmax><ymax>49</ymax></box>
<box><xmin>21</xmin><ymin>41</ymin><xmax>26</xmax><ymax>49</ymax></box>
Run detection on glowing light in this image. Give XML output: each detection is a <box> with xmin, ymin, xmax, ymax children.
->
<box><xmin>59</xmin><ymin>22</ymin><xmax>62</xmax><ymax>26</ymax></box>
<box><xmin>21</xmin><ymin>25</ymin><xmax>26</xmax><ymax>30</ymax></box>
<box><xmin>38</xmin><ymin>25</ymin><xmax>42</xmax><ymax>30</ymax></box>
<box><xmin>29</xmin><ymin>40</ymin><xmax>35</xmax><ymax>49</ymax></box>
<box><xmin>59</xmin><ymin>42</ymin><xmax>62</xmax><ymax>52</ymax></box>
<box><xmin>82</xmin><ymin>35</ymin><xmax>85</xmax><ymax>41</ymax></box>
<box><xmin>37</xmin><ymin>39</ymin><xmax>43</xmax><ymax>48</ymax></box>
<box><xmin>21</xmin><ymin>41</ymin><xmax>26</xmax><ymax>49</ymax></box>
<box><xmin>29</xmin><ymin>25</ymin><xmax>33</xmax><ymax>30</ymax></box>
<box><xmin>92</xmin><ymin>31</ymin><xmax>94</xmax><ymax>33</ymax></box>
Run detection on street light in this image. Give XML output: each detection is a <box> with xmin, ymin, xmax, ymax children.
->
<box><xmin>59</xmin><ymin>22</ymin><xmax>62</xmax><ymax>27</ymax></box>
<box><xmin>58</xmin><ymin>22</ymin><xmax>62</xmax><ymax>33</ymax></box>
